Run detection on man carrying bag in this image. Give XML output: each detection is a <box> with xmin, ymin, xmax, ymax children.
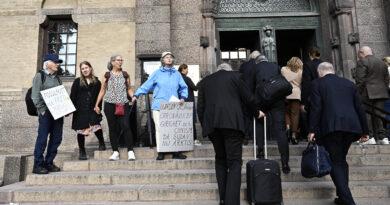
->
<box><xmin>307</xmin><ymin>62</ymin><xmax>369</xmax><ymax>205</ymax></box>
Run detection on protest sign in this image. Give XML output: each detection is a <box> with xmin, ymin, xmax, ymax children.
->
<box><xmin>40</xmin><ymin>85</ymin><xmax>76</xmax><ymax>120</ymax></box>
<box><xmin>158</xmin><ymin>102</ymin><xmax>194</xmax><ymax>152</ymax></box>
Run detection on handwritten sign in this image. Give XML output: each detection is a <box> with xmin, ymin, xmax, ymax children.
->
<box><xmin>158</xmin><ymin>102</ymin><xmax>194</xmax><ymax>152</ymax></box>
<box><xmin>40</xmin><ymin>85</ymin><xmax>76</xmax><ymax>120</ymax></box>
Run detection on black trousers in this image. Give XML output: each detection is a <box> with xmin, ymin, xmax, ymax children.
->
<box><xmin>256</xmin><ymin>101</ymin><xmax>289</xmax><ymax>164</ymax></box>
<box><xmin>77</xmin><ymin>129</ymin><xmax>104</xmax><ymax>150</ymax></box>
<box><xmin>104</xmin><ymin>102</ymin><xmax>134</xmax><ymax>151</ymax></box>
<box><xmin>363</xmin><ymin>98</ymin><xmax>388</xmax><ymax>140</ymax></box>
<box><xmin>210</xmin><ymin>129</ymin><xmax>243</xmax><ymax>205</ymax></box>
<box><xmin>323</xmin><ymin>132</ymin><xmax>356</xmax><ymax>205</ymax></box>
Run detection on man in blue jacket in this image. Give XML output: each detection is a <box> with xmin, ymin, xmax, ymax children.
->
<box><xmin>132</xmin><ymin>52</ymin><xmax>188</xmax><ymax>160</ymax></box>
<box><xmin>307</xmin><ymin>62</ymin><xmax>369</xmax><ymax>205</ymax></box>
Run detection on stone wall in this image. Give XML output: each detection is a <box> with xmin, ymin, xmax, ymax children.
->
<box><xmin>355</xmin><ymin>0</ymin><xmax>390</xmax><ymax>57</ymax></box>
<box><xmin>384</xmin><ymin>0</ymin><xmax>390</xmax><ymax>46</ymax></box>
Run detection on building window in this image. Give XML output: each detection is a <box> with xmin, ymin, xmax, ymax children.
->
<box><xmin>43</xmin><ymin>19</ymin><xmax>78</xmax><ymax>77</ymax></box>
<box><xmin>221</xmin><ymin>48</ymin><xmax>248</xmax><ymax>69</ymax></box>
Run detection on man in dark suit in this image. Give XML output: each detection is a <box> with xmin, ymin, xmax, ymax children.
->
<box><xmin>300</xmin><ymin>46</ymin><xmax>323</xmax><ymax>137</ymax></box>
<box><xmin>254</xmin><ymin>55</ymin><xmax>290</xmax><ymax>174</ymax></box>
<box><xmin>307</xmin><ymin>62</ymin><xmax>369</xmax><ymax>205</ymax></box>
<box><xmin>356</xmin><ymin>46</ymin><xmax>389</xmax><ymax>145</ymax></box>
<box><xmin>197</xmin><ymin>63</ymin><xmax>261</xmax><ymax>205</ymax></box>
<box><xmin>239</xmin><ymin>50</ymin><xmax>261</xmax><ymax>144</ymax></box>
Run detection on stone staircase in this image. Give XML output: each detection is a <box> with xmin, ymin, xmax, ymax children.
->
<box><xmin>1</xmin><ymin>143</ymin><xmax>390</xmax><ymax>204</ymax></box>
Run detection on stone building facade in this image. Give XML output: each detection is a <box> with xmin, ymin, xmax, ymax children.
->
<box><xmin>0</xmin><ymin>0</ymin><xmax>389</xmax><ymax>152</ymax></box>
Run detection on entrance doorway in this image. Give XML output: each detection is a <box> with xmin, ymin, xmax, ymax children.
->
<box><xmin>276</xmin><ymin>29</ymin><xmax>316</xmax><ymax>66</ymax></box>
<box><xmin>219</xmin><ymin>30</ymin><xmax>260</xmax><ymax>70</ymax></box>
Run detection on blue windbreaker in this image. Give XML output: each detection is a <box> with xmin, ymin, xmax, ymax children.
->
<box><xmin>133</xmin><ymin>66</ymin><xmax>188</xmax><ymax>110</ymax></box>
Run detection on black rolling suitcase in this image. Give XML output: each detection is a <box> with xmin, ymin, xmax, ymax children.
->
<box><xmin>246</xmin><ymin>116</ymin><xmax>283</xmax><ymax>205</ymax></box>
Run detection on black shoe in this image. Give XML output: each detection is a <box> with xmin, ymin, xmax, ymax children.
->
<box><xmin>79</xmin><ymin>149</ymin><xmax>87</xmax><ymax>160</ymax></box>
<box><xmin>291</xmin><ymin>137</ymin><xmax>299</xmax><ymax>145</ymax></box>
<box><xmin>256</xmin><ymin>151</ymin><xmax>265</xmax><ymax>159</ymax></box>
<box><xmin>243</xmin><ymin>135</ymin><xmax>249</xmax><ymax>146</ymax></box>
<box><xmin>45</xmin><ymin>163</ymin><xmax>61</xmax><ymax>172</ymax></box>
<box><xmin>334</xmin><ymin>197</ymin><xmax>342</xmax><ymax>205</ymax></box>
<box><xmin>32</xmin><ymin>166</ymin><xmax>48</xmax><ymax>174</ymax></box>
<box><xmin>282</xmin><ymin>164</ymin><xmax>291</xmax><ymax>174</ymax></box>
<box><xmin>98</xmin><ymin>143</ymin><xmax>106</xmax><ymax>151</ymax></box>
<box><xmin>172</xmin><ymin>152</ymin><xmax>187</xmax><ymax>159</ymax></box>
<box><xmin>156</xmin><ymin>153</ymin><xmax>165</xmax><ymax>160</ymax></box>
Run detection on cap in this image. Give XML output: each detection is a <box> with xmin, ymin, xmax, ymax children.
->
<box><xmin>161</xmin><ymin>52</ymin><xmax>174</xmax><ymax>58</ymax></box>
<box><xmin>43</xmin><ymin>54</ymin><xmax>63</xmax><ymax>63</ymax></box>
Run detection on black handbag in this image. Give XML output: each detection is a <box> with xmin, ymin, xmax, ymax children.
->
<box><xmin>301</xmin><ymin>142</ymin><xmax>332</xmax><ymax>178</ymax></box>
<box><xmin>258</xmin><ymin>74</ymin><xmax>292</xmax><ymax>107</ymax></box>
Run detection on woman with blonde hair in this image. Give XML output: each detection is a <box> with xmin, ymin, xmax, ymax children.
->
<box><xmin>70</xmin><ymin>61</ymin><xmax>105</xmax><ymax>160</ymax></box>
<box><xmin>281</xmin><ymin>57</ymin><xmax>303</xmax><ymax>144</ymax></box>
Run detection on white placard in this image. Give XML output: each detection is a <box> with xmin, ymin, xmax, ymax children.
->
<box><xmin>40</xmin><ymin>85</ymin><xmax>76</xmax><ymax>120</ymax></box>
<box><xmin>158</xmin><ymin>102</ymin><xmax>194</xmax><ymax>152</ymax></box>
<box><xmin>143</xmin><ymin>61</ymin><xmax>161</xmax><ymax>75</ymax></box>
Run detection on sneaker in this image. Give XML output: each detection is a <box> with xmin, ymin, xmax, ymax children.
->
<box><xmin>194</xmin><ymin>140</ymin><xmax>202</xmax><ymax>146</ymax></box>
<box><xmin>378</xmin><ymin>138</ymin><xmax>390</xmax><ymax>145</ymax></box>
<box><xmin>32</xmin><ymin>166</ymin><xmax>48</xmax><ymax>174</ymax></box>
<box><xmin>128</xmin><ymin>150</ymin><xmax>136</xmax><ymax>161</ymax></box>
<box><xmin>109</xmin><ymin>151</ymin><xmax>120</xmax><ymax>161</ymax></box>
<box><xmin>362</xmin><ymin>138</ymin><xmax>376</xmax><ymax>145</ymax></box>
<box><xmin>45</xmin><ymin>163</ymin><xmax>60</xmax><ymax>172</ymax></box>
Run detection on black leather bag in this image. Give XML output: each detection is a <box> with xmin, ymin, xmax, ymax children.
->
<box><xmin>301</xmin><ymin>142</ymin><xmax>332</xmax><ymax>178</ymax></box>
<box><xmin>258</xmin><ymin>74</ymin><xmax>292</xmax><ymax>107</ymax></box>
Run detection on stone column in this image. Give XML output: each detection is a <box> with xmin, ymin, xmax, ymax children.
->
<box><xmin>200</xmin><ymin>0</ymin><xmax>217</xmax><ymax>74</ymax></box>
<box><xmin>328</xmin><ymin>0</ymin><xmax>359</xmax><ymax>81</ymax></box>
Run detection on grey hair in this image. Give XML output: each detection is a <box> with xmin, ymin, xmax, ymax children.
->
<box><xmin>43</xmin><ymin>61</ymin><xmax>49</xmax><ymax>70</ymax></box>
<box><xmin>317</xmin><ymin>62</ymin><xmax>335</xmax><ymax>73</ymax></box>
<box><xmin>255</xmin><ymin>55</ymin><xmax>268</xmax><ymax>63</ymax></box>
<box><xmin>249</xmin><ymin>50</ymin><xmax>261</xmax><ymax>60</ymax></box>
<box><xmin>107</xmin><ymin>54</ymin><xmax>121</xmax><ymax>71</ymax></box>
<box><xmin>160</xmin><ymin>54</ymin><xmax>175</xmax><ymax>67</ymax></box>
<box><xmin>217</xmin><ymin>63</ymin><xmax>233</xmax><ymax>71</ymax></box>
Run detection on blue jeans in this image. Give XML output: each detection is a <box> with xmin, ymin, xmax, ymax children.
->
<box><xmin>33</xmin><ymin>111</ymin><xmax>63</xmax><ymax>168</ymax></box>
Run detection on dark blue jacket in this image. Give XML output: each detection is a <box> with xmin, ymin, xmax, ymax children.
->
<box><xmin>308</xmin><ymin>74</ymin><xmax>368</xmax><ymax>139</ymax></box>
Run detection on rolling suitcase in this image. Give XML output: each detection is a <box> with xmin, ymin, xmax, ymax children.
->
<box><xmin>246</xmin><ymin>116</ymin><xmax>283</xmax><ymax>205</ymax></box>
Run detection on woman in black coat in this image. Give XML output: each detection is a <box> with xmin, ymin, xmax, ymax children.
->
<box><xmin>70</xmin><ymin>61</ymin><xmax>105</xmax><ymax>160</ymax></box>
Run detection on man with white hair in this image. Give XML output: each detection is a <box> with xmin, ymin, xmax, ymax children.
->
<box><xmin>198</xmin><ymin>63</ymin><xmax>262</xmax><ymax>205</ymax></box>
<box><xmin>356</xmin><ymin>46</ymin><xmax>389</xmax><ymax>145</ymax></box>
<box><xmin>308</xmin><ymin>62</ymin><xmax>369</xmax><ymax>205</ymax></box>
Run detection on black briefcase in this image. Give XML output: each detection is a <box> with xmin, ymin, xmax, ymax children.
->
<box><xmin>246</xmin><ymin>116</ymin><xmax>283</xmax><ymax>205</ymax></box>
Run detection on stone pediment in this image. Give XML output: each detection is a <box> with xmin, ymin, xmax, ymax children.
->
<box><xmin>217</xmin><ymin>0</ymin><xmax>314</xmax><ymax>14</ymax></box>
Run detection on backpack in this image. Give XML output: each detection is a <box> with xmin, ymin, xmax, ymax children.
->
<box><xmin>25</xmin><ymin>71</ymin><xmax>61</xmax><ymax>116</ymax></box>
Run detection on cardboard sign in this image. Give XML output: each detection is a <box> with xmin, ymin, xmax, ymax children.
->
<box><xmin>158</xmin><ymin>102</ymin><xmax>194</xmax><ymax>152</ymax></box>
<box><xmin>40</xmin><ymin>85</ymin><xmax>76</xmax><ymax>120</ymax></box>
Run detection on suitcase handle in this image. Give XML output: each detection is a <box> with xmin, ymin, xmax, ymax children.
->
<box><xmin>253</xmin><ymin>115</ymin><xmax>267</xmax><ymax>160</ymax></box>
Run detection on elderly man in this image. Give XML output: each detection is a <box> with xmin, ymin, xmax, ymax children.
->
<box><xmin>31</xmin><ymin>54</ymin><xmax>63</xmax><ymax>174</ymax></box>
<box><xmin>198</xmin><ymin>63</ymin><xmax>261</xmax><ymax>205</ymax></box>
<box><xmin>356</xmin><ymin>46</ymin><xmax>389</xmax><ymax>145</ymax></box>
<box><xmin>308</xmin><ymin>62</ymin><xmax>369</xmax><ymax>205</ymax></box>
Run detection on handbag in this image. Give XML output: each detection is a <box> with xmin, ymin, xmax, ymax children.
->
<box><xmin>301</xmin><ymin>141</ymin><xmax>332</xmax><ymax>178</ymax></box>
<box><xmin>258</xmin><ymin>74</ymin><xmax>292</xmax><ymax>107</ymax></box>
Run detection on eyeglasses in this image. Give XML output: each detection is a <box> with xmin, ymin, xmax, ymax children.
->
<box><xmin>115</xmin><ymin>59</ymin><xmax>124</xmax><ymax>62</ymax></box>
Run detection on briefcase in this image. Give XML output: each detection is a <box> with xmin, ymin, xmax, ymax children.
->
<box><xmin>301</xmin><ymin>141</ymin><xmax>332</xmax><ymax>178</ymax></box>
<box><xmin>246</xmin><ymin>116</ymin><xmax>283</xmax><ymax>205</ymax></box>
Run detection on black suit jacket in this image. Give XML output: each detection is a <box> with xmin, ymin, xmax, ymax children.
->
<box><xmin>254</xmin><ymin>61</ymin><xmax>283</xmax><ymax>110</ymax></box>
<box><xmin>308</xmin><ymin>74</ymin><xmax>368</xmax><ymax>139</ymax></box>
<box><xmin>197</xmin><ymin>70</ymin><xmax>257</xmax><ymax>137</ymax></box>
<box><xmin>301</xmin><ymin>58</ymin><xmax>323</xmax><ymax>107</ymax></box>
<box><xmin>239</xmin><ymin>59</ymin><xmax>257</xmax><ymax>93</ymax></box>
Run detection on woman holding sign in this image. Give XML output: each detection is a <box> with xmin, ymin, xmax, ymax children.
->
<box><xmin>70</xmin><ymin>61</ymin><xmax>106</xmax><ymax>160</ymax></box>
<box><xmin>95</xmin><ymin>55</ymin><xmax>136</xmax><ymax>161</ymax></box>
<box><xmin>132</xmin><ymin>52</ymin><xmax>188</xmax><ymax>160</ymax></box>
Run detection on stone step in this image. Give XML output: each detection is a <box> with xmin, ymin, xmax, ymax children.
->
<box><xmin>63</xmin><ymin>155</ymin><xmax>390</xmax><ymax>171</ymax></box>
<box><xmin>5</xmin><ymin>198</ymin><xmax>390</xmax><ymax>205</ymax></box>
<box><xmin>1</xmin><ymin>180</ymin><xmax>389</xmax><ymax>203</ymax></box>
<box><xmin>91</xmin><ymin>144</ymin><xmax>390</xmax><ymax>160</ymax></box>
<box><xmin>25</xmin><ymin>166</ymin><xmax>390</xmax><ymax>186</ymax></box>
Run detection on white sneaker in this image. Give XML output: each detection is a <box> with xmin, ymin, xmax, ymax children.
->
<box><xmin>378</xmin><ymin>138</ymin><xmax>390</xmax><ymax>145</ymax></box>
<box><xmin>128</xmin><ymin>150</ymin><xmax>136</xmax><ymax>161</ymax></box>
<box><xmin>194</xmin><ymin>140</ymin><xmax>202</xmax><ymax>146</ymax></box>
<box><xmin>109</xmin><ymin>151</ymin><xmax>120</xmax><ymax>161</ymax></box>
<box><xmin>362</xmin><ymin>138</ymin><xmax>376</xmax><ymax>145</ymax></box>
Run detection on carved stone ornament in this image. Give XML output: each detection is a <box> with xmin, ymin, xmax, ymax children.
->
<box><xmin>217</xmin><ymin>0</ymin><xmax>312</xmax><ymax>14</ymax></box>
<box><xmin>200</xmin><ymin>36</ymin><xmax>210</xmax><ymax>48</ymax></box>
<box><xmin>348</xmin><ymin>32</ymin><xmax>360</xmax><ymax>44</ymax></box>
<box><xmin>330</xmin><ymin>37</ymin><xmax>340</xmax><ymax>48</ymax></box>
